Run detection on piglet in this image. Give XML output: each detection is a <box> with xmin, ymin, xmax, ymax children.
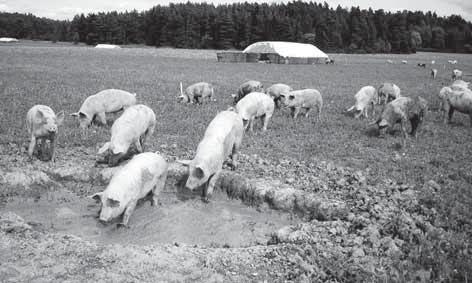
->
<box><xmin>91</xmin><ymin>152</ymin><xmax>168</xmax><ymax>227</ymax></box>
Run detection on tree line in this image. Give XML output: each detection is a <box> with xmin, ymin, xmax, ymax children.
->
<box><xmin>1</xmin><ymin>1</ymin><xmax>472</xmax><ymax>53</ymax></box>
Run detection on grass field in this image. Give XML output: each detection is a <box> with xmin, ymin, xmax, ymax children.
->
<box><xmin>1</xmin><ymin>42</ymin><xmax>471</xmax><ymax>281</ymax></box>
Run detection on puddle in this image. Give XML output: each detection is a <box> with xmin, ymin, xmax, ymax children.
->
<box><xmin>1</xmin><ymin>188</ymin><xmax>299</xmax><ymax>247</ymax></box>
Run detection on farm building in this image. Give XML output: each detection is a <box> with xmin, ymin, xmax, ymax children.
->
<box><xmin>0</xmin><ymin>37</ymin><xmax>19</xmax><ymax>42</ymax></box>
<box><xmin>217</xmin><ymin>41</ymin><xmax>328</xmax><ymax>64</ymax></box>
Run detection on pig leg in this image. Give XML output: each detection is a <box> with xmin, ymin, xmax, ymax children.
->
<box><xmin>293</xmin><ymin>107</ymin><xmax>301</xmax><ymax>119</ymax></box>
<box><xmin>135</xmin><ymin>139</ymin><xmax>143</xmax><ymax>153</ymax></box>
<box><xmin>290</xmin><ymin>107</ymin><xmax>296</xmax><ymax>118</ymax></box>
<box><xmin>203</xmin><ymin>171</ymin><xmax>221</xmax><ymax>203</ymax></box>
<box><xmin>304</xmin><ymin>107</ymin><xmax>311</xmax><ymax>118</ymax></box>
<box><xmin>95</xmin><ymin>112</ymin><xmax>107</xmax><ymax>126</ymax></box>
<box><xmin>447</xmin><ymin>107</ymin><xmax>455</xmax><ymax>124</ymax></box>
<box><xmin>151</xmin><ymin>174</ymin><xmax>167</xmax><ymax>206</ymax></box>
<box><xmin>118</xmin><ymin>200</ymin><xmax>137</xmax><ymax>228</ymax></box>
<box><xmin>27</xmin><ymin>135</ymin><xmax>36</xmax><ymax>160</ymax></box>
<box><xmin>262</xmin><ymin>114</ymin><xmax>271</xmax><ymax>131</ymax></box>
<box><xmin>249</xmin><ymin>118</ymin><xmax>255</xmax><ymax>132</ymax></box>
<box><xmin>50</xmin><ymin>134</ymin><xmax>58</xmax><ymax>162</ymax></box>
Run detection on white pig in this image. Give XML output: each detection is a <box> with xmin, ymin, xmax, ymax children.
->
<box><xmin>71</xmin><ymin>89</ymin><xmax>137</xmax><ymax>128</ymax></box>
<box><xmin>452</xmin><ymin>69</ymin><xmax>463</xmax><ymax>81</ymax></box>
<box><xmin>178</xmin><ymin>110</ymin><xmax>244</xmax><ymax>202</ymax></box>
<box><xmin>378</xmin><ymin>83</ymin><xmax>401</xmax><ymax>105</ymax></box>
<box><xmin>99</xmin><ymin>104</ymin><xmax>156</xmax><ymax>166</ymax></box>
<box><xmin>177</xmin><ymin>82</ymin><xmax>214</xmax><ymax>104</ymax></box>
<box><xmin>91</xmin><ymin>152</ymin><xmax>168</xmax><ymax>227</ymax></box>
<box><xmin>346</xmin><ymin>86</ymin><xmax>378</xmax><ymax>119</ymax></box>
<box><xmin>235</xmin><ymin>92</ymin><xmax>275</xmax><ymax>132</ymax></box>
<box><xmin>265</xmin><ymin>83</ymin><xmax>292</xmax><ymax>108</ymax></box>
<box><xmin>26</xmin><ymin>105</ymin><xmax>65</xmax><ymax>162</ymax></box>
<box><xmin>281</xmin><ymin>89</ymin><xmax>323</xmax><ymax>121</ymax></box>
<box><xmin>439</xmin><ymin>86</ymin><xmax>472</xmax><ymax>126</ymax></box>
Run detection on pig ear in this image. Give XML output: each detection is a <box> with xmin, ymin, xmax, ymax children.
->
<box><xmin>288</xmin><ymin>95</ymin><xmax>295</xmax><ymax>100</ymax></box>
<box><xmin>56</xmin><ymin>111</ymin><xmax>65</xmax><ymax>125</ymax></box>
<box><xmin>90</xmin><ymin>192</ymin><xmax>103</xmax><ymax>202</ymax></box>
<box><xmin>176</xmin><ymin>159</ymin><xmax>192</xmax><ymax>166</ymax></box>
<box><xmin>35</xmin><ymin>109</ymin><xmax>45</xmax><ymax>119</ymax></box>
<box><xmin>106</xmin><ymin>198</ymin><xmax>120</xmax><ymax>208</ymax></box>
<box><xmin>98</xmin><ymin>142</ymin><xmax>110</xmax><ymax>154</ymax></box>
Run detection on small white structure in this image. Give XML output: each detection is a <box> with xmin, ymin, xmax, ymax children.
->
<box><xmin>95</xmin><ymin>44</ymin><xmax>121</xmax><ymax>49</ymax></box>
<box><xmin>0</xmin><ymin>37</ymin><xmax>19</xmax><ymax>42</ymax></box>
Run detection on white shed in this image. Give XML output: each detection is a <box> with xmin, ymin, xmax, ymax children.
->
<box><xmin>0</xmin><ymin>37</ymin><xmax>19</xmax><ymax>42</ymax></box>
<box><xmin>95</xmin><ymin>44</ymin><xmax>121</xmax><ymax>49</ymax></box>
<box><xmin>242</xmin><ymin>41</ymin><xmax>328</xmax><ymax>64</ymax></box>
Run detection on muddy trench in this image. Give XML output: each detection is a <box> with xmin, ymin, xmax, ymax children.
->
<box><xmin>0</xmin><ymin>152</ymin><xmax>346</xmax><ymax>248</ymax></box>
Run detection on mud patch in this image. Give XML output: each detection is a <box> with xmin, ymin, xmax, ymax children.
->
<box><xmin>1</xmin><ymin>188</ymin><xmax>298</xmax><ymax>247</ymax></box>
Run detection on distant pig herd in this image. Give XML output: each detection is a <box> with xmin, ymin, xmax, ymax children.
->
<box><xmin>25</xmin><ymin>73</ymin><xmax>472</xmax><ymax>226</ymax></box>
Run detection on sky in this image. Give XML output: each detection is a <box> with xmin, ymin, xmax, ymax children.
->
<box><xmin>0</xmin><ymin>0</ymin><xmax>471</xmax><ymax>21</ymax></box>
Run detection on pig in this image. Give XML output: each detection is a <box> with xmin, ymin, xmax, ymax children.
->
<box><xmin>231</xmin><ymin>80</ymin><xmax>264</xmax><ymax>104</ymax></box>
<box><xmin>452</xmin><ymin>69</ymin><xmax>463</xmax><ymax>81</ymax></box>
<box><xmin>387</xmin><ymin>60</ymin><xmax>394</xmax><ymax>64</ymax></box>
<box><xmin>401</xmin><ymin>60</ymin><xmax>408</xmax><ymax>64</ymax></box>
<box><xmin>373</xmin><ymin>96</ymin><xmax>428</xmax><ymax>143</ymax></box>
<box><xmin>26</xmin><ymin>105</ymin><xmax>65</xmax><ymax>162</ymax></box>
<box><xmin>282</xmin><ymin>89</ymin><xmax>323</xmax><ymax>122</ymax></box>
<box><xmin>346</xmin><ymin>86</ymin><xmax>377</xmax><ymax>119</ymax></box>
<box><xmin>378</xmin><ymin>83</ymin><xmax>401</xmax><ymax>105</ymax></box>
<box><xmin>178</xmin><ymin>110</ymin><xmax>244</xmax><ymax>202</ymax></box>
<box><xmin>265</xmin><ymin>83</ymin><xmax>293</xmax><ymax>109</ymax></box>
<box><xmin>177</xmin><ymin>82</ymin><xmax>214</xmax><ymax>104</ymax></box>
<box><xmin>448</xmin><ymin>60</ymin><xmax>458</xmax><ymax>64</ymax></box>
<box><xmin>451</xmin><ymin>80</ymin><xmax>470</xmax><ymax>89</ymax></box>
<box><xmin>431</xmin><ymin>68</ymin><xmax>438</xmax><ymax>79</ymax></box>
<box><xmin>90</xmin><ymin>152</ymin><xmax>168</xmax><ymax>227</ymax></box>
<box><xmin>98</xmin><ymin>104</ymin><xmax>156</xmax><ymax>167</ymax></box>
<box><xmin>70</xmin><ymin>89</ymin><xmax>137</xmax><ymax>128</ymax></box>
<box><xmin>439</xmin><ymin>86</ymin><xmax>472</xmax><ymax>126</ymax></box>
<box><xmin>234</xmin><ymin>92</ymin><xmax>275</xmax><ymax>132</ymax></box>
<box><xmin>417</xmin><ymin>63</ymin><xmax>426</xmax><ymax>68</ymax></box>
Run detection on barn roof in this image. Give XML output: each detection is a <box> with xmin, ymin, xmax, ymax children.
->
<box><xmin>243</xmin><ymin>41</ymin><xmax>328</xmax><ymax>58</ymax></box>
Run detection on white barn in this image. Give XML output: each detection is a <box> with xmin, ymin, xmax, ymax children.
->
<box><xmin>243</xmin><ymin>41</ymin><xmax>328</xmax><ymax>64</ymax></box>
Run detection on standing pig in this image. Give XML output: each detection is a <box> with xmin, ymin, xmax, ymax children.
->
<box><xmin>439</xmin><ymin>86</ymin><xmax>472</xmax><ymax>126</ymax></box>
<box><xmin>346</xmin><ymin>86</ymin><xmax>378</xmax><ymax>119</ymax></box>
<box><xmin>373</xmin><ymin>96</ymin><xmax>428</xmax><ymax>142</ymax></box>
<box><xmin>265</xmin><ymin>83</ymin><xmax>292</xmax><ymax>108</ymax></box>
<box><xmin>91</xmin><ymin>152</ymin><xmax>168</xmax><ymax>227</ymax></box>
<box><xmin>177</xmin><ymin>82</ymin><xmax>214</xmax><ymax>104</ymax></box>
<box><xmin>378</xmin><ymin>83</ymin><xmax>401</xmax><ymax>105</ymax></box>
<box><xmin>178</xmin><ymin>110</ymin><xmax>244</xmax><ymax>202</ymax></box>
<box><xmin>231</xmin><ymin>80</ymin><xmax>264</xmax><ymax>104</ymax></box>
<box><xmin>235</xmin><ymin>92</ymin><xmax>275</xmax><ymax>132</ymax></box>
<box><xmin>452</xmin><ymin>69</ymin><xmax>463</xmax><ymax>81</ymax></box>
<box><xmin>282</xmin><ymin>89</ymin><xmax>323</xmax><ymax>122</ymax></box>
<box><xmin>71</xmin><ymin>89</ymin><xmax>137</xmax><ymax>128</ymax></box>
<box><xmin>98</xmin><ymin>104</ymin><xmax>156</xmax><ymax>166</ymax></box>
<box><xmin>26</xmin><ymin>105</ymin><xmax>65</xmax><ymax>162</ymax></box>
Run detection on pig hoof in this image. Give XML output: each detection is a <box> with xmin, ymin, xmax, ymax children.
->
<box><xmin>117</xmin><ymin>223</ymin><xmax>129</xmax><ymax>229</ymax></box>
<box><xmin>202</xmin><ymin>197</ymin><xmax>210</xmax><ymax>203</ymax></box>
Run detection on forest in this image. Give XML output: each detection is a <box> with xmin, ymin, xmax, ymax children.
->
<box><xmin>1</xmin><ymin>1</ymin><xmax>472</xmax><ymax>53</ymax></box>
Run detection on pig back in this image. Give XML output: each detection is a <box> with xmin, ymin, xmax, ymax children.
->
<box><xmin>82</xmin><ymin>89</ymin><xmax>136</xmax><ymax>115</ymax></box>
<box><xmin>107</xmin><ymin>152</ymin><xmax>167</xmax><ymax>203</ymax></box>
